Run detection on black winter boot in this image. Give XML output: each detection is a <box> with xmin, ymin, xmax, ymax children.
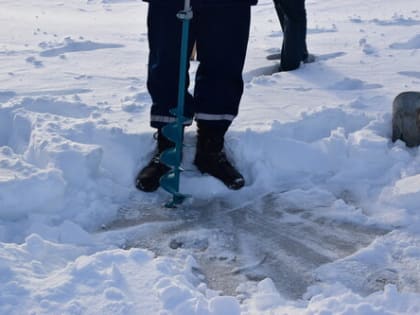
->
<box><xmin>194</xmin><ymin>126</ymin><xmax>245</xmax><ymax>190</ymax></box>
<box><xmin>135</xmin><ymin>130</ymin><xmax>173</xmax><ymax>192</ymax></box>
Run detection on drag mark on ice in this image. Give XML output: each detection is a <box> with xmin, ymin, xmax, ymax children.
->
<box><xmin>99</xmin><ymin>191</ymin><xmax>388</xmax><ymax>299</ymax></box>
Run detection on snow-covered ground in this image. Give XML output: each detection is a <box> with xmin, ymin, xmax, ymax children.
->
<box><xmin>1</xmin><ymin>0</ymin><xmax>420</xmax><ymax>314</ymax></box>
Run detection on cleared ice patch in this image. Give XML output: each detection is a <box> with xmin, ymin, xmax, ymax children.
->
<box><xmin>99</xmin><ymin>189</ymin><xmax>388</xmax><ymax>300</ymax></box>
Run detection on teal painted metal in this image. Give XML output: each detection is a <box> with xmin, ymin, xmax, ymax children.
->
<box><xmin>159</xmin><ymin>1</ymin><xmax>193</xmax><ymax>208</ymax></box>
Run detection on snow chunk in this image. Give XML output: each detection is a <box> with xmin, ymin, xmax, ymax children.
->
<box><xmin>381</xmin><ymin>174</ymin><xmax>420</xmax><ymax>212</ymax></box>
<box><xmin>209</xmin><ymin>296</ymin><xmax>240</xmax><ymax>315</ymax></box>
<box><xmin>0</xmin><ymin>149</ymin><xmax>66</xmax><ymax>219</ymax></box>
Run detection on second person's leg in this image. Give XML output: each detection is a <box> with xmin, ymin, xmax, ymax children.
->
<box><xmin>274</xmin><ymin>0</ymin><xmax>307</xmax><ymax>71</ymax></box>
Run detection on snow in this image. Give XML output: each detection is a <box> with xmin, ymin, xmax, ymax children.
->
<box><xmin>1</xmin><ymin>0</ymin><xmax>420</xmax><ymax>314</ymax></box>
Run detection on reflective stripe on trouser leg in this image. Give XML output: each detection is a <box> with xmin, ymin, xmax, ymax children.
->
<box><xmin>195</xmin><ymin>113</ymin><xmax>235</xmax><ymax>121</ymax></box>
<box><xmin>151</xmin><ymin>115</ymin><xmax>193</xmax><ymax>126</ymax></box>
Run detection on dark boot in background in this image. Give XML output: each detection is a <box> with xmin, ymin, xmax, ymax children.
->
<box><xmin>194</xmin><ymin>125</ymin><xmax>245</xmax><ymax>190</ymax></box>
<box><xmin>135</xmin><ymin>130</ymin><xmax>173</xmax><ymax>192</ymax></box>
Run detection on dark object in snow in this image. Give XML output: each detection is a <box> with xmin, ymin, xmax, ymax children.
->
<box><xmin>266</xmin><ymin>52</ymin><xmax>282</xmax><ymax>60</ymax></box>
<box><xmin>135</xmin><ymin>130</ymin><xmax>172</xmax><ymax>192</ymax></box>
<box><xmin>392</xmin><ymin>91</ymin><xmax>420</xmax><ymax>147</ymax></box>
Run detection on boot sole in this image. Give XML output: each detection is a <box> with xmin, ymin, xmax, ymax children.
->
<box><xmin>228</xmin><ymin>178</ymin><xmax>245</xmax><ymax>190</ymax></box>
<box><xmin>135</xmin><ymin>179</ymin><xmax>159</xmax><ymax>192</ymax></box>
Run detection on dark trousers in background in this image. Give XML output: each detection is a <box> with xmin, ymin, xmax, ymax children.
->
<box><xmin>273</xmin><ymin>0</ymin><xmax>308</xmax><ymax>71</ymax></box>
<box><xmin>147</xmin><ymin>3</ymin><xmax>251</xmax><ymax>132</ymax></box>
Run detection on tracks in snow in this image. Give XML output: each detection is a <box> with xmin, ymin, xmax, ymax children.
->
<box><xmin>99</xmin><ymin>192</ymin><xmax>388</xmax><ymax>299</ymax></box>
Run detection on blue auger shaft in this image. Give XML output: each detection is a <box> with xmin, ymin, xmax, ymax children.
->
<box><xmin>159</xmin><ymin>1</ymin><xmax>192</xmax><ymax>207</ymax></box>
<box><xmin>173</xmin><ymin>2</ymin><xmax>192</xmax><ymax>190</ymax></box>
<box><xmin>176</xmin><ymin>1</ymin><xmax>192</xmax><ymax>121</ymax></box>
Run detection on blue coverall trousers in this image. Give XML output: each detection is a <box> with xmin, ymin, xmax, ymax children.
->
<box><xmin>147</xmin><ymin>3</ymin><xmax>251</xmax><ymax>132</ymax></box>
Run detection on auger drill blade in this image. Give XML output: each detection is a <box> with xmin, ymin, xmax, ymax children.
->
<box><xmin>161</xmin><ymin>122</ymin><xmax>180</xmax><ymax>144</ymax></box>
<box><xmin>160</xmin><ymin>171</ymin><xmax>179</xmax><ymax>194</ymax></box>
<box><xmin>160</xmin><ymin>147</ymin><xmax>180</xmax><ymax>168</ymax></box>
<box><xmin>158</xmin><ymin>1</ymin><xmax>193</xmax><ymax>207</ymax></box>
<box><xmin>160</xmin><ymin>171</ymin><xmax>188</xmax><ymax>207</ymax></box>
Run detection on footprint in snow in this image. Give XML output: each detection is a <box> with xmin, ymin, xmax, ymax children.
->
<box><xmin>26</xmin><ymin>56</ymin><xmax>43</xmax><ymax>68</ymax></box>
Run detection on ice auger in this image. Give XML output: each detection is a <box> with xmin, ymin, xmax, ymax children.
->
<box><xmin>159</xmin><ymin>0</ymin><xmax>193</xmax><ymax>207</ymax></box>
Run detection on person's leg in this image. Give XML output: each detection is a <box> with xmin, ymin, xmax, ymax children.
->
<box><xmin>136</xmin><ymin>2</ymin><xmax>196</xmax><ymax>192</ymax></box>
<box><xmin>193</xmin><ymin>5</ymin><xmax>251</xmax><ymax>131</ymax></box>
<box><xmin>274</xmin><ymin>0</ymin><xmax>307</xmax><ymax>71</ymax></box>
<box><xmin>147</xmin><ymin>2</ymin><xmax>196</xmax><ymax>129</ymax></box>
<box><xmin>192</xmin><ymin>5</ymin><xmax>251</xmax><ymax>189</ymax></box>
<box><xmin>273</xmin><ymin>0</ymin><xmax>286</xmax><ymax>31</ymax></box>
